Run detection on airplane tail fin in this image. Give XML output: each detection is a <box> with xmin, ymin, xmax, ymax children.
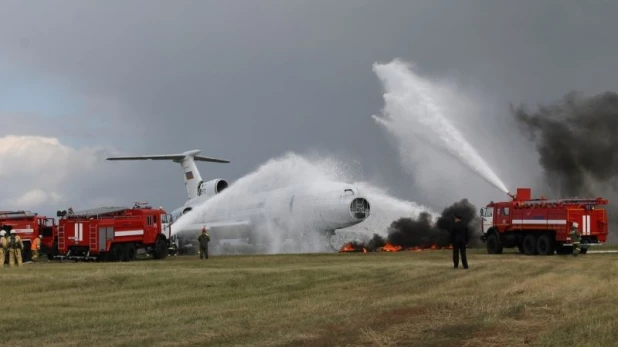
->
<box><xmin>106</xmin><ymin>149</ymin><xmax>229</xmax><ymax>200</ymax></box>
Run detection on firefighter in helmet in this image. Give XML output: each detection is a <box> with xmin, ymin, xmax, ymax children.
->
<box><xmin>0</xmin><ymin>229</ymin><xmax>7</xmax><ymax>267</ymax></box>
<box><xmin>7</xmin><ymin>228</ymin><xmax>24</xmax><ymax>267</ymax></box>
<box><xmin>31</xmin><ymin>233</ymin><xmax>42</xmax><ymax>262</ymax></box>
<box><xmin>570</xmin><ymin>222</ymin><xmax>581</xmax><ymax>256</ymax></box>
<box><xmin>198</xmin><ymin>226</ymin><xmax>210</xmax><ymax>260</ymax></box>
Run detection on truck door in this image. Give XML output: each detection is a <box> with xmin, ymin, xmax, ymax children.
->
<box><xmin>480</xmin><ymin>207</ymin><xmax>494</xmax><ymax>234</ymax></box>
<box><xmin>98</xmin><ymin>226</ymin><xmax>114</xmax><ymax>251</ymax></box>
<box><xmin>568</xmin><ymin>208</ymin><xmax>584</xmax><ymax>236</ymax></box>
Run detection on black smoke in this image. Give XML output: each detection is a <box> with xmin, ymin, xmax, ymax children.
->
<box><xmin>512</xmin><ymin>91</ymin><xmax>618</xmax><ymax>240</ymax></box>
<box><xmin>511</xmin><ymin>91</ymin><xmax>618</xmax><ymax>197</ymax></box>
<box><xmin>343</xmin><ymin>199</ymin><xmax>480</xmax><ymax>251</ymax></box>
<box><xmin>386</xmin><ymin>199</ymin><xmax>480</xmax><ymax>248</ymax></box>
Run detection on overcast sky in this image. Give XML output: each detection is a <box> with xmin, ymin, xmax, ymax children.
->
<box><xmin>1</xmin><ymin>0</ymin><xmax>618</xmax><ymax>218</ymax></box>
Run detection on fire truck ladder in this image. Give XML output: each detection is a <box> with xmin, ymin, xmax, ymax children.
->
<box><xmin>58</xmin><ymin>224</ymin><xmax>65</xmax><ymax>250</ymax></box>
<box><xmin>518</xmin><ymin>198</ymin><xmax>607</xmax><ymax>206</ymax></box>
<box><xmin>88</xmin><ymin>224</ymin><xmax>97</xmax><ymax>257</ymax></box>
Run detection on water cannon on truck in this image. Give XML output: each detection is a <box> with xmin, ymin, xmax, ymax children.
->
<box><xmin>480</xmin><ymin>187</ymin><xmax>609</xmax><ymax>255</ymax></box>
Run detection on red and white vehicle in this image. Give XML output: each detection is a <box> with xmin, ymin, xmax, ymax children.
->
<box><xmin>480</xmin><ymin>188</ymin><xmax>609</xmax><ymax>255</ymax></box>
<box><xmin>52</xmin><ymin>203</ymin><xmax>173</xmax><ymax>261</ymax></box>
<box><xmin>0</xmin><ymin>210</ymin><xmax>57</xmax><ymax>261</ymax></box>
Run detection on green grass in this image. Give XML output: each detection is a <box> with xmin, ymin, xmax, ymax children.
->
<box><xmin>2</xmin><ymin>248</ymin><xmax>618</xmax><ymax>346</ymax></box>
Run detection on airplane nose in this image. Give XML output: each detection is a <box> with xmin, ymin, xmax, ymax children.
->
<box><xmin>349</xmin><ymin>197</ymin><xmax>370</xmax><ymax>219</ymax></box>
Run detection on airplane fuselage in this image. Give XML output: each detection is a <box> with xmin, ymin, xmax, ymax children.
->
<box><xmin>170</xmin><ymin>181</ymin><xmax>370</xmax><ymax>246</ymax></box>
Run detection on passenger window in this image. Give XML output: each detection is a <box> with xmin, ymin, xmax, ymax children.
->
<box><xmin>503</xmin><ymin>208</ymin><xmax>510</xmax><ymax>216</ymax></box>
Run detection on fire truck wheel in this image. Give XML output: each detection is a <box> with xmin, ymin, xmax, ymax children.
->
<box><xmin>536</xmin><ymin>234</ymin><xmax>555</xmax><ymax>255</ymax></box>
<box><xmin>579</xmin><ymin>248</ymin><xmax>588</xmax><ymax>254</ymax></box>
<box><xmin>110</xmin><ymin>244</ymin><xmax>124</xmax><ymax>262</ymax></box>
<box><xmin>47</xmin><ymin>240</ymin><xmax>59</xmax><ymax>260</ymax></box>
<box><xmin>522</xmin><ymin>234</ymin><xmax>537</xmax><ymax>255</ymax></box>
<box><xmin>124</xmin><ymin>243</ymin><xmax>137</xmax><ymax>261</ymax></box>
<box><xmin>154</xmin><ymin>238</ymin><xmax>168</xmax><ymax>260</ymax></box>
<box><xmin>486</xmin><ymin>233</ymin><xmax>503</xmax><ymax>254</ymax></box>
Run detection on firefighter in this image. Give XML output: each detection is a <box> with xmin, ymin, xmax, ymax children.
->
<box><xmin>31</xmin><ymin>234</ymin><xmax>42</xmax><ymax>262</ymax></box>
<box><xmin>0</xmin><ymin>229</ymin><xmax>7</xmax><ymax>267</ymax></box>
<box><xmin>449</xmin><ymin>214</ymin><xmax>469</xmax><ymax>269</ymax></box>
<box><xmin>198</xmin><ymin>227</ymin><xmax>210</xmax><ymax>260</ymax></box>
<box><xmin>570</xmin><ymin>222</ymin><xmax>581</xmax><ymax>257</ymax></box>
<box><xmin>7</xmin><ymin>229</ymin><xmax>24</xmax><ymax>267</ymax></box>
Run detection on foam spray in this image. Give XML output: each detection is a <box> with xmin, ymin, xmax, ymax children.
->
<box><xmin>172</xmin><ymin>152</ymin><xmax>435</xmax><ymax>254</ymax></box>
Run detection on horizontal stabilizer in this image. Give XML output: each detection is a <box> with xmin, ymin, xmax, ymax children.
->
<box><xmin>106</xmin><ymin>153</ymin><xmax>229</xmax><ymax>163</ymax></box>
<box><xmin>106</xmin><ymin>149</ymin><xmax>229</xmax><ymax>200</ymax></box>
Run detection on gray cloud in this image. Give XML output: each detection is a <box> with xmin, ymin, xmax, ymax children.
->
<box><xmin>1</xmin><ymin>1</ymin><xmax>618</xmax><ymax>218</ymax></box>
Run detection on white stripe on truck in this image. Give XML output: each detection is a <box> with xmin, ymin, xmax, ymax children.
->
<box><xmin>114</xmin><ymin>230</ymin><xmax>144</xmax><ymax>237</ymax></box>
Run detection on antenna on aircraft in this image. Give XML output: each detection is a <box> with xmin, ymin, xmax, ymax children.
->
<box><xmin>106</xmin><ymin>149</ymin><xmax>229</xmax><ymax>200</ymax></box>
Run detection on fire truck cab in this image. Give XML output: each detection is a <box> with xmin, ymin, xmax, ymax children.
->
<box><xmin>53</xmin><ymin>203</ymin><xmax>172</xmax><ymax>261</ymax></box>
<box><xmin>0</xmin><ymin>210</ymin><xmax>57</xmax><ymax>262</ymax></box>
<box><xmin>480</xmin><ymin>188</ymin><xmax>609</xmax><ymax>255</ymax></box>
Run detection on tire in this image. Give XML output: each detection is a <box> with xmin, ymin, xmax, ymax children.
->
<box><xmin>47</xmin><ymin>240</ymin><xmax>59</xmax><ymax>260</ymax></box>
<box><xmin>110</xmin><ymin>244</ymin><xmax>124</xmax><ymax>262</ymax></box>
<box><xmin>486</xmin><ymin>233</ymin><xmax>503</xmax><ymax>254</ymax></box>
<box><xmin>153</xmin><ymin>238</ymin><xmax>168</xmax><ymax>260</ymax></box>
<box><xmin>125</xmin><ymin>243</ymin><xmax>137</xmax><ymax>261</ymax></box>
<box><xmin>522</xmin><ymin>234</ymin><xmax>537</xmax><ymax>255</ymax></box>
<box><xmin>580</xmin><ymin>248</ymin><xmax>588</xmax><ymax>254</ymax></box>
<box><xmin>536</xmin><ymin>234</ymin><xmax>555</xmax><ymax>255</ymax></box>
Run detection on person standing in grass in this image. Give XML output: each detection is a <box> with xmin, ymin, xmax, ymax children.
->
<box><xmin>7</xmin><ymin>229</ymin><xmax>24</xmax><ymax>267</ymax></box>
<box><xmin>449</xmin><ymin>214</ymin><xmax>469</xmax><ymax>269</ymax></box>
<box><xmin>0</xmin><ymin>229</ymin><xmax>7</xmax><ymax>267</ymax></box>
<box><xmin>31</xmin><ymin>233</ymin><xmax>42</xmax><ymax>262</ymax></box>
<box><xmin>198</xmin><ymin>227</ymin><xmax>210</xmax><ymax>260</ymax></box>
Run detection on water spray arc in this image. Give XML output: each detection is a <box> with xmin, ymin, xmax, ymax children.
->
<box><xmin>371</xmin><ymin>59</ymin><xmax>510</xmax><ymax>195</ymax></box>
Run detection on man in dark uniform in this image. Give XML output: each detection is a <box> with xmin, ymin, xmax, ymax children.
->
<box><xmin>449</xmin><ymin>214</ymin><xmax>469</xmax><ymax>269</ymax></box>
<box><xmin>197</xmin><ymin>227</ymin><xmax>210</xmax><ymax>260</ymax></box>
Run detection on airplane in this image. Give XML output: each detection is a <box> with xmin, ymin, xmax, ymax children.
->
<box><xmin>106</xmin><ymin>149</ymin><xmax>371</xmax><ymax>253</ymax></box>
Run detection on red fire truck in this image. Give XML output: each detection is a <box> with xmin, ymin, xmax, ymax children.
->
<box><xmin>480</xmin><ymin>188</ymin><xmax>609</xmax><ymax>255</ymax></box>
<box><xmin>0</xmin><ymin>210</ymin><xmax>57</xmax><ymax>261</ymax></box>
<box><xmin>52</xmin><ymin>203</ymin><xmax>173</xmax><ymax>261</ymax></box>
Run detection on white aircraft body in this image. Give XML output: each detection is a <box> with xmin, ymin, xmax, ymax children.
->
<box><xmin>106</xmin><ymin>150</ymin><xmax>371</xmax><ymax>252</ymax></box>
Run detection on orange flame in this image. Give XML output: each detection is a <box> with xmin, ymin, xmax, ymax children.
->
<box><xmin>381</xmin><ymin>242</ymin><xmax>403</xmax><ymax>252</ymax></box>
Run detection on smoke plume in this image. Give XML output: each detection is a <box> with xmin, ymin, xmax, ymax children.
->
<box><xmin>346</xmin><ymin>199</ymin><xmax>481</xmax><ymax>250</ymax></box>
<box><xmin>387</xmin><ymin>198</ymin><xmax>480</xmax><ymax>247</ymax></box>
<box><xmin>512</xmin><ymin>91</ymin><xmax>618</xmax><ymax>197</ymax></box>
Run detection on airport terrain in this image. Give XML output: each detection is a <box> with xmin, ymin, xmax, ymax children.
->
<box><xmin>3</xmin><ymin>248</ymin><xmax>618</xmax><ymax>346</ymax></box>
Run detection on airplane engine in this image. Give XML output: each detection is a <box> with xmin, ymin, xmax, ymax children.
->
<box><xmin>197</xmin><ymin>179</ymin><xmax>229</xmax><ymax>199</ymax></box>
<box><xmin>317</xmin><ymin>197</ymin><xmax>371</xmax><ymax>229</ymax></box>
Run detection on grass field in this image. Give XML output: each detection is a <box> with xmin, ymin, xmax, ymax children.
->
<box><xmin>2</xmin><ymin>248</ymin><xmax>618</xmax><ymax>347</ymax></box>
